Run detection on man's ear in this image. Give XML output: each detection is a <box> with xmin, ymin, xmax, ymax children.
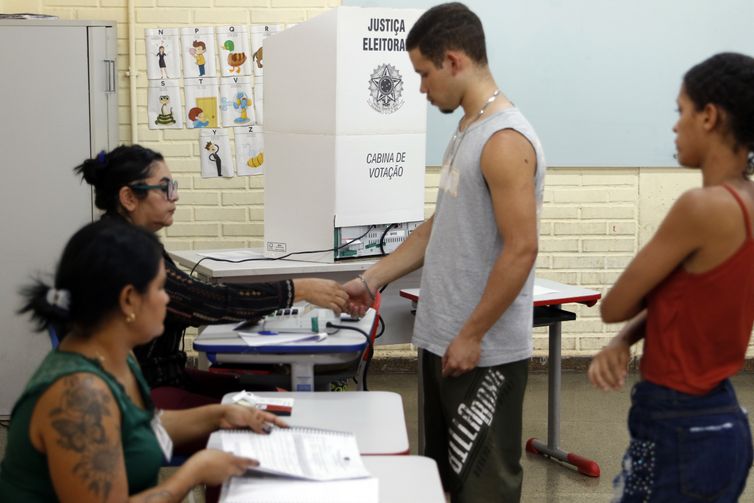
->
<box><xmin>444</xmin><ymin>50</ymin><xmax>465</xmax><ymax>75</ymax></box>
<box><xmin>119</xmin><ymin>185</ymin><xmax>138</xmax><ymax>213</ymax></box>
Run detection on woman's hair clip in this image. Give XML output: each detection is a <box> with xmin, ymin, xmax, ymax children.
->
<box><xmin>46</xmin><ymin>288</ymin><xmax>71</xmax><ymax>312</ymax></box>
<box><xmin>96</xmin><ymin>150</ymin><xmax>107</xmax><ymax>168</ymax></box>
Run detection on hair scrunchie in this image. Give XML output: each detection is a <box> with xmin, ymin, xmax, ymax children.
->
<box><xmin>46</xmin><ymin>288</ymin><xmax>71</xmax><ymax>312</ymax></box>
<box><xmin>96</xmin><ymin>150</ymin><xmax>107</xmax><ymax>168</ymax></box>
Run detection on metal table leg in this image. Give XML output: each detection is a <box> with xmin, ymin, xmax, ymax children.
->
<box><xmin>526</xmin><ymin>305</ymin><xmax>600</xmax><ymax>477</ymax></box>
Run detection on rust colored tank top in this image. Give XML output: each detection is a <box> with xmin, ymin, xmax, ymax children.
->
<box><xmin>641</xmin><ymin>184</ymin><xmax>754</xmax><ymax>394</ymax></box>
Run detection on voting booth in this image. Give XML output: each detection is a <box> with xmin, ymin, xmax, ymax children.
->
<box><xmin>263</xmin><ymin>6</ymin><xmax>426</xmax><ymax>262</ymax></box>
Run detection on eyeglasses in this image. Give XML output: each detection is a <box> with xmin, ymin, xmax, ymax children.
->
<box><xmin>129</xmin><ymin>179</ymin><xmax>178</xmax><ymax>201</ymax></box>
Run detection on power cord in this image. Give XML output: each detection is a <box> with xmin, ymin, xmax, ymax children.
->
<box><xmin>378</xmin><ymin>223</ymin><xmax>399</xmax><ymax>256</ymax></box>
<box><xmin>189</xmin><ymin>225</ymin><xmax>376</xmax><ymax>276</ymax></box>
<box><xmin>375</xmin><ymin>314</ymin><xmax>385</xmax><ymax>339</ymax></box>
<box><xmin>326</xmin><ymin>322</ymin><xmax>373</xmax><ymax>391</ymax></box>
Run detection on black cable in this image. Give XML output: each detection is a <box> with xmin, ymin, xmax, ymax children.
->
<box><xmin>325</xmin><ymin>323</ymin><xmax>370</xmax><ymax>342</ymax></box>
<box><xmin>326</xmin><ymin>322</ymin><xmax>373</xmax><ymax>392</ymax></box>
<box><xmin>361</xmin><ymin>343</ymin><xmax>374</xmax><ymax>391</ymax></box>
<box><xmin>188</xmin><ymin>225</ymin><xmax>376</xmax><ymax>276</ymax></box>
<box><xmin>378</xmin><ymin>223</ymin><xmax>399</xmax><ymax>256</ymax></box>
<box><xmin>374</xmin><ymin>314</ymin><xmax>385</xmax><ymax>339</ymax></box>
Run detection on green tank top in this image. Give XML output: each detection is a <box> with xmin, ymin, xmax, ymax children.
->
<box><xmin>0</xmin><ymin>350</ymin><xmax>164</xmax><ymax>501</ymax></box>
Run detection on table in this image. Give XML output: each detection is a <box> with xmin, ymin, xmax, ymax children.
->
<box><xmin>168</xmin><ymin>248</ymin><xmax>422</xmax><ymax>346</ymax></box>
<box><xmin>363</xmin><ymin>456</ymin><xmax>445</xmax><ymax>503</ymax></box>
<box><xmin>215</xmin><ymin>456</ymin><xmax>444</xmax><ymax>503</ymax></box>
<box><xmin>169</xmin><ymin>248</ymin><xmax>376</xmax><ymax>280</ymax></box>
<box><xmin>400</xmin><ymin>278</ymin><xmax>602</xmax><ymax>477</ymax></box>
<box><xmin>218</xmin><ymin>391</ymin><xmax>410</xmax><ymax>455</ymax></box>
<box><xmin>194</xmin><ymin>309</ymin><xmax>376</xmax><ymax>392</ymax></box>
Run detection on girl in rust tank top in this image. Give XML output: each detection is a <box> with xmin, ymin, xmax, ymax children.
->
<box><xmin>590</xmin><ymin>53</ymin><xmax>754</xmax><ymax>502</ymax></box>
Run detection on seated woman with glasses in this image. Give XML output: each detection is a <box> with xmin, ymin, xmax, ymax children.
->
<box><xmin>73</xmin><ymin>145</ymin><xmax>349</xmax><ymax>412</ymax></box>
<box><xmin>0</xmin><ymin>219</ymin><xmax>285</xmax><ymax>501</ymax></box>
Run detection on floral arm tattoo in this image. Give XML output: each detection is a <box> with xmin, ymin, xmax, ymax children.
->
<box><xmin>49</xmin><ymin>374</ymin><xmax>120</xmax><ymax>502</ymax></box>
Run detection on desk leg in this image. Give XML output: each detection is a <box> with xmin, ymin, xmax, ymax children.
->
<box><xmin>548</xmin><ymin>316</ymin><xmax>562</xmax><ymax>449</ymax></box>
<box><xmin>197</xmin><ymin>351</ymin><xmax>209</xmax><ymax>371</ymax></box>
<box><xmin>526</xmin><ymin>312</ymin><xmax>601</xmax><ymax>477</ymax></box>
<box><xmin>290</xmin><ymin>363</ymin><xmax>315</xmax><ymax>392</ymax></box>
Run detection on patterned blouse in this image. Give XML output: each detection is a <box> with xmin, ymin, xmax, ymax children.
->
<box><xmin>133</xmin><ymin>250</ymin><xmax>294</xmax><ymax>388</ymax></box>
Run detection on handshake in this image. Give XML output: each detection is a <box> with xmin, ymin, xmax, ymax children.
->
<box><xmin>292</xmin><ymin>274</ymin><xmax>378</xmax><ymax>317</ymax></box>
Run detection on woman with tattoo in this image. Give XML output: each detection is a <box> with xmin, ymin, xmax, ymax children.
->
<box><xmin>71</xmin><ymin>145</ymin><xmax>348</xmax><ymax>417</ymax></box>
<box><xmin>0</xmin><ymin>219</ymin><xmax>286</xmax><ymax>501</ymax></box>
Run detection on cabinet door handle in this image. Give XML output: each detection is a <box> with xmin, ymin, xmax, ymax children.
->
<box><xmin>104</xmin><ymin>59</ymin><xmax>116</xmax><ymax>93</ymax></box>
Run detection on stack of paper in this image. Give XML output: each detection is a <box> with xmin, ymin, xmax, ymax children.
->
<box><xmin>218</xmin><ymin>427</ymin><xmax>378</xmax><ymax>502</ymax></box>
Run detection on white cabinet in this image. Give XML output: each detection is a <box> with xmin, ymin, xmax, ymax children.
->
<box><xmin>0</xmin><ymin>20</ymin><xmax>117</xmax><ymax>414</ymax></box>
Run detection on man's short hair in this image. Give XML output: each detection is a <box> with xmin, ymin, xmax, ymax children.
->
<box><xmin>406</xmin><ymin>2</ymin><xmax>487</xmax><ymax>68</ymax></box>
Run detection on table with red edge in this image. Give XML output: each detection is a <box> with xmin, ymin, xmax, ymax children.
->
<box><xmin>399</xmin><ymin>277</ymin><xmax>602</xmax><ymax>477</ymax></box>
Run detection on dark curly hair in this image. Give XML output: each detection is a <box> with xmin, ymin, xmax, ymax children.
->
<box><xmin>684</xmin><ymin>52</ymin><xmax>754</xmax><ymax>175</ymax></box>
<box><xmin>406</xmin><ymin>2</ymin><xmax>487</xmax><ymax>68</ymax></box>
<box><xmin>73</xmin><ymin>144</ymin><xmax>165</xmax><ymax>215</ymax></box>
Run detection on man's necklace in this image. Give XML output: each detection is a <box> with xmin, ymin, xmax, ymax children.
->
<box><xmin>461</xmin><ymin>88</ymin><xmax>501</xmax><ymax>132</ymax></box>
<box><xmin>445</xmin><ymin>89</ymin><xmax>501</xmax><ymax>169</ymax></box>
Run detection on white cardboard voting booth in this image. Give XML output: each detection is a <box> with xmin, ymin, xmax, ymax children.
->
<box><xmin>263</xmin><ymin>6</ymin><xmax>426</xmax><ymax>262</ymax></box>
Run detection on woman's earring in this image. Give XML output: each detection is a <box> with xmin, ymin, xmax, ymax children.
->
<box><xmin>125</xmin><ymin>312</ymin><xmax>136</xmax><ymax>323</ymax></box>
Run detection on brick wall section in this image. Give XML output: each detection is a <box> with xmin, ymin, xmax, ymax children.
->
<box><xmin>22</xmin><ymin>1</ymin><xmax>754</xmax><ymax>359</ymax></box>
<box><xmin>536</xmin><ymin>169</ymin><xmax>639</xmax><ymax>355</ymax></box>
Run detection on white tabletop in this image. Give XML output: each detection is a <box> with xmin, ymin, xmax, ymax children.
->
<box><xmin>194</xmin><ymin>308</ymin><xmax>377</xmax><ymax>354</ymax></box>
<box><xmin>169</xmin><ymin>248</ymin><xmax>377</xmax><ymax>279</ymax></box>
<box><xmin>365</xmin><ymin>455</ymin><xmax>445</xmax><ymax>503</ymax></box>
<box><xmin>218</xmin><ymin>391</ymin><xmax>410</xmax><ymax>455</ymax></box>
<box><xmin>400</xmin><ymin>277</ymin><xmax>601</xmax><ymax>308</ymax></box>
<box><xmin>217</xmin><ymin>455</ymin><xmax>444</xmax><ymax>503</ymax></box>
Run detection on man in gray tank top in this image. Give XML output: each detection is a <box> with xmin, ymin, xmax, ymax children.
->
<box><xmin>345</xmin><ymin>3</ymin><xmax>546</xmax><ymax>501</ymax></box>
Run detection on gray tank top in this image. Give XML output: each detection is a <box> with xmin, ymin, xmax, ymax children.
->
<box><xmin>412</xmin><ymin>107</ymin><xmax>546</xmax><ymax>366</ymax></box>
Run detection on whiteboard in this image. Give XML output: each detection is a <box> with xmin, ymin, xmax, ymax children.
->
<box><xmin>343</xmin><ymin>0</ymin><xmax>754</xmax><ymax>166</ymax></box>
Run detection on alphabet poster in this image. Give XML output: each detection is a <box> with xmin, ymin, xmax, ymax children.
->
<box><xmin>145</xmin><ymin>28</ymin><xmax>181</xmax><ymax>80</ymax></box>
<box><xmin>200</xmin><ymin>129</ymin><xmax>232</xmax><ymax>178</ymax></box>
<box><xmin>250</xmin><ymin>24</ymin><xmax>283</xmax><ymax>77</ymax></box>
<box><xmin>185</xmin><ymin>77</ymin><xmax>219</xmax><ymax>129</ymax></box>
<box><xmin>220</xmin><ymin>76</ymin><xmax>255</xmax><ymax>126</ymax></box>
<box><xmin>181</xmin><ymin>26</ymin><xmax>217</xmax><ymax>78</ymax></box>
<box><xmin>217</xmin><ymin>25</ymin><xmax>252</xmax><ymax>77</ymax></box>
<box><xmin>148</xmin><ymin>80</ymin><xmax>183</xmax><ymax>129</ymax></box>
<box><xmin>235</xmin><ymin>125</ymin><xmax>264</xmax><ymax>176</ymax></box>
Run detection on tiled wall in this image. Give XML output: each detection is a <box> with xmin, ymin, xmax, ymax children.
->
<box><xmin>13</xmin><ymin>0</ymin><xmax>753</xmax><ymax>357</ymax></box>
